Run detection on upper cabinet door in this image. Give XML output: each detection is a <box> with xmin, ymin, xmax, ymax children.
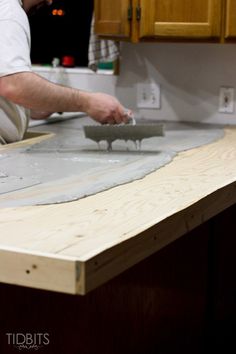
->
<box><xmin>225</xmin><ymin>0</ymin><xmax>236</xmax><ymax>38</ymax></box>
<box><xmin>94</xmin><ymin>0</ymin><xmax>131</xmax><ymax>38</ymax></box>
<box><xmin>139</xmin><ymin>0</ymin><xmax>222</xmax><ymax>39</ymax></box>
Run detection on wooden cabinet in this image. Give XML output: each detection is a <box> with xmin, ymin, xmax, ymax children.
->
<box><xmin>94</xmin><ymin>0</ymin><xmax>223</xmax><ymax>42</ymax></box>
<box><xmin>224</xmin><ymin>0</ymin><xmax>236</xmax><ymax>39</ymax></box>
<box><xmin>94</xmin><ymin>0</ymin><xmax>131</xmax><ymax>39</ymax></box>
<box><xmin>139</xmin><ymin>0</ymin><xmax>222</xmax><ymax>40</ymax></box>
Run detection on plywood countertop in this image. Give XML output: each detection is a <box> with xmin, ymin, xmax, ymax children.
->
<box><xmin>0</xmin><ymin>126</ymin><xmax>236</xmax><ymax>295</ymax></box>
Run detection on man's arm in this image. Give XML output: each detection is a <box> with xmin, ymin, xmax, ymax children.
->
<box><xmin>30</xmin><ymin>110</ymin><xmax>53</xmax><ymax>120</ymax></box>
<box><xmin>0</xmin><ymin>72</ymin><xmax>129</xmax><ymax>124</ymax></box>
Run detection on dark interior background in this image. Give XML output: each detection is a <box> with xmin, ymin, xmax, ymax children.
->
<box><xmin>29</xmin><ymin>0</ymin><xmax>94</xmax><ymax>67</ymax></box>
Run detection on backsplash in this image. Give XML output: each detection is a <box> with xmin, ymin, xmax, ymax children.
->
<box><xmin>116</xmin><ymin>42</ymin><xmax>236</xmax><ymax>125</ymax></box>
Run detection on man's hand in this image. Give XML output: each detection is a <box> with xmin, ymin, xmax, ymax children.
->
<box><xmin>81</xmin><ymin>92</ymin><xmax>131</xmax><ymax>125</ymax></box>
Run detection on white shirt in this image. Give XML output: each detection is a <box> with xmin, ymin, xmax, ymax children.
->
<box><xmin>0</xmin><ymin>0</ymin><xmax>31</xmax><ymax>143</ymax></box>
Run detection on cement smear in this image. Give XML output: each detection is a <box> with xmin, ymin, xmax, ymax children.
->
<box><xmin>0</xmin><ymin>118</ymin><xmax>224</xmax><ymax>207</ymax></box>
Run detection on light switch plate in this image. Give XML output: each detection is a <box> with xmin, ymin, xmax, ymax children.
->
<box><xmin>137</xmin><ymin>82</ymin><xmax>161</xmax><ymax>109</ymax></box>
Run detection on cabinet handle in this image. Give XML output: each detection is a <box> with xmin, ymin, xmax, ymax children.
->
<box><xmin>136</xmin><ymin>5</ymin><xmax>141</xmax><ymax>21</ymax></box>
<box><xmin>127</xmin><ymin>5</ymin><xmax>132</xmax><ymax>21</ymax></box>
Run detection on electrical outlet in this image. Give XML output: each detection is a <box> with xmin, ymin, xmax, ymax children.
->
<box><xmin>137</xmin><ymin>82</ymin><xmax>161</xmax><ymax>109</ymax></box>
<box><xmin>219</xmin><ymin>87</ymin><xmax>234</xmax><ymax>113</ymax></box>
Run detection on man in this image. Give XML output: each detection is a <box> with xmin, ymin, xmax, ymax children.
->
<box><xmin>0</xmin><ymin>0</ymin><xmax>129</xmax><ymax>144</ymax></box>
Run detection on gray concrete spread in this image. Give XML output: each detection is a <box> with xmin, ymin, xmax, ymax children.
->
<box><xmin>0</xmin><ymin>117</ymin><xmax>224</xmax><ymax>207</ymax></box>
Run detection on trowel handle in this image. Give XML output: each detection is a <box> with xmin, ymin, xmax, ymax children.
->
<box><xmin>124</xmin><ymin>109</ymin><xmax>136</xmax><ymax>125</ymax></box>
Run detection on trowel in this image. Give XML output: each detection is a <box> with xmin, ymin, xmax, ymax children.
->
<box><xmin>83</xmin><ymin>114</ymin><xmax>164</xmax><ymax>150</ymax></box>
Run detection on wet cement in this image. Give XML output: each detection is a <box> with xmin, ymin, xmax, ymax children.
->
<box><xmin>0</xmin><ymin>118</ymin><xmax>225</xmax><ymax>207</ymax></box>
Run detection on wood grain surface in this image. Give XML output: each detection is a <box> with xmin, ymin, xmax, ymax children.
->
<box><xmin>0</xmin><ymin>127</ymin><xmax>236</xmax><ymax>294</ymax></box>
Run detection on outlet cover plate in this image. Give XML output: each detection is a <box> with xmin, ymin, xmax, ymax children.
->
<box><xmin>219</xmin><ymin>86</ymin><xmax>234</xmax><ymax>114</ymax></box>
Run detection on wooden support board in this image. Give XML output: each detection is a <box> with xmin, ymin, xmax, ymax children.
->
<box><xmin>1</xmin><ymin>127</ymin><xmax>236</xmax><ymax>295</ymax></box>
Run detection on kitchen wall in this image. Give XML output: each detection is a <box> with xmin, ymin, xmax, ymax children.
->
<box><xmin>116</xmin><ymin>42</ymin><xmax>236</xmax><ymax>125</ymax></box>
<box><xmin>34</xmin><ymin>42</ymin><xmax>236</xmax><ymax>125</ymax></box>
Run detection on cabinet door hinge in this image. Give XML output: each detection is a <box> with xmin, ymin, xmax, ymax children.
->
<box><xmin>127</xmin><ymin>5</ymin><xmax>133</xmax><ymax>21</ymax></box>
<box><xmin>136</xmin><ymin>5</ymin><xmax>141</xmax><ymax>21</ymax></box>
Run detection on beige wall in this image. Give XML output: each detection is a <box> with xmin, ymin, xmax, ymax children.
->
<box><xmin>34</xmin><ymin>42</ymin><xmax>236</xmax><ymax>125</ymax></box>
<box><xmin>116</xmin><ymin>42</ymin><xmax>236</xmax><ymax>125</ymax></box>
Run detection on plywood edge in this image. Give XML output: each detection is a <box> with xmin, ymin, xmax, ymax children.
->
<box><xmin>0</xmin><ymin>247</ymin><xmax>84</xmax><ymax>294</ymax></box>
<box><xmin>82</xmin><ymin>180</ymin><xmax>236</xmax><ymax>294</ymax></box>
<box><xmin>1</xmin><ymin>178</ymin><xmax>235</xmax><ymax>296</ymax></box>
<box><xmin>0</xmin><ymin>131</ymin><xmax>55</xmax><ymax>151</ymax></box>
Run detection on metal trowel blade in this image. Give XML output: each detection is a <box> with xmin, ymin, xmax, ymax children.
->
<box><xmin>83</xmin><ymin>123</ymin><xmax>164</xmax><ymax>144</ymax></box>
